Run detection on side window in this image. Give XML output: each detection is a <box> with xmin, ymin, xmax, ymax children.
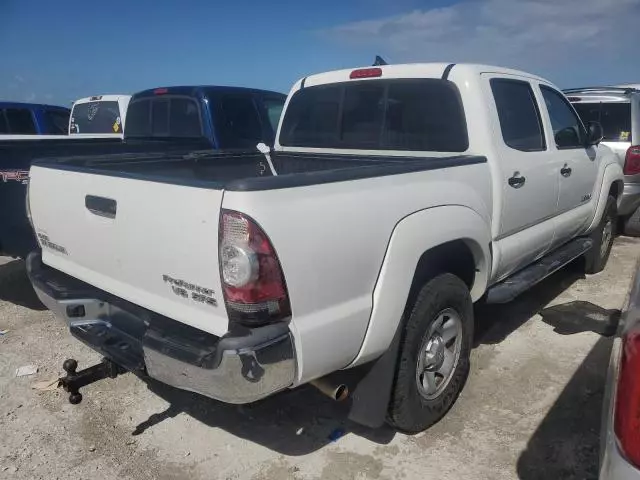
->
<box><xmin>217</xmin><ymin>95</ymin><xmax>264</xmax><ymax>149</ymax></box>
<box><xmin>0</xmin><ymin>110</ymin><xmax>8</xmax><ymax>133</ymax></box>
<box><xmin>490</xmin><ymin>79</ymin><xmax>545</xmax><ymax>152</ymax></box>
<box><xmin>540</xmin><ymin>86</ymin><xmax>587</xmax><ymax>149</ymax></box>
<box><xmin>5</xmin><ymin>108</ymin><xmax>37</xmax><ymax>134</ymax></box>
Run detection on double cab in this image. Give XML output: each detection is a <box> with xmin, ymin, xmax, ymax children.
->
<box><xmin>27</xmin><ymin>64</ymin><xmax>623</xmax><ymax>432</ymax></box>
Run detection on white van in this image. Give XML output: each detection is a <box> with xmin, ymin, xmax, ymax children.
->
<box><xmin>69</xmin><ymin>95</ymin><xmax>131</xmax><ymax>138</ymax></box>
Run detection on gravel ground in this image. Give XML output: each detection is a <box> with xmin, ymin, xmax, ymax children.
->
<box><xmin>1</xmin><ymin>238</ymin><xmax>639</xmax><ymax>480</ymax></box>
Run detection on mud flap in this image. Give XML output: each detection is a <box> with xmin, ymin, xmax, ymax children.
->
<box><xmin>348</xmin><ymin>325</ymin><xmax>402</xmax><ymax>428</ymax></box>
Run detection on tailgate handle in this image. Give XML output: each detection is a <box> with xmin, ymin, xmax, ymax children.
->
<box><xmin>85</xmin><ymin>195</ymin><xmax>117</xmax><ymax>219</ymax></box>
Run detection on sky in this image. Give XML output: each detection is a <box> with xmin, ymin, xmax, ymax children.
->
<box><xmin>1</xmin><ymin>0</ymin><xmax>640</xmax><ymax>107</ymax></box>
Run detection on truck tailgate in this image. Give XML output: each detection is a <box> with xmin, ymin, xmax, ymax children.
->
<box><xmin>28</xmin><ymin>165</ymin><xmax>228</xmax><ymax>336</ymax></box>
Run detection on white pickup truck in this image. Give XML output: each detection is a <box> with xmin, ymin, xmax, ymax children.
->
<box><xmin>27</xmin><ymin>63</ymin><xmax>623</xmax><ymax>433</ymax></box>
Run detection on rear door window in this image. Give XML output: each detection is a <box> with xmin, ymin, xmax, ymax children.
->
<box><xmin>5</xmin><ymin>108</ymin><xmax>37</xmax><ymax>134</ymax></box>
<box><xmin>572</xmin><ymin>102</ymin><xmax>631</xmax><ymax>142</ymax></box>
<box><xmin>70</xmin><ymin>101</ymin><xmax>122</xmax><ymax>134</ymax></box>
<box><xmin>279</xmin><ymin>79</ymin><xmax>468</xmax><ymax>152</ymax></box>
<box><xmin>490</xmin><ymin>79</ymin><xmax>546</xmax><ymax>152</ymax></box>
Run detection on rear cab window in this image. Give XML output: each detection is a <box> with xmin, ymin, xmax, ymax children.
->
<box><xmin>44</xmin><ymin>108</ymin><xmax>70</xmax><ymax>135</ymax></box>
<box><xmin>3</xmin><ymin>108</ymin><xmax>37</xmax><ymax>134</ymax></box>
<box><xmin>215</xmin><ymin>94</ymin><xmax>263</xmax><ymax>149</ymax></box>
<box><xmin>279</xmin><ymin>79</ymin><xmax>469</xmax><ymax>152</ymax></box>
<box><xmin>70</xmin><ymin>101</ymin><xmax>122</xmax><ymax>134</ymax></box>
<box><xmin>572</xmin><ymin>102</ymin><xmax>632</xmax><ymax>142</ymax></box>
<box><xmin>125</xmin><ymin>96</ymin><xmax>202</xmax><ymax>138</ymax></box>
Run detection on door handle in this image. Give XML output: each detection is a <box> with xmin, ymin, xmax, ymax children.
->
<box><xmin>85</xmin><ymin>195</ymin><xmax>117</xmax><ymax>219</ymax></box>
<box><xmin>560</xmin><ymin>164</ymin><xmax>572</xmax><ymax>177</ymax></box>
<box><xmin>508</xmin><ymin>173</ymin><xmax>526</xmax><ymax>189</ymax></box>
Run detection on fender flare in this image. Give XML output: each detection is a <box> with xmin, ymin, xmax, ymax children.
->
<box><xmin>348</xmin><ymin>205</ymin><xmax>491</xmax><ymax>368</ymax></box>
<box><xmin>587</xmin><ymin>162</ymin><xmax>624</xmax><ymax>233</ymax></box>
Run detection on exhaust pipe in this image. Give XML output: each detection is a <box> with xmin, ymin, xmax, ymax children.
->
<box><xmin>310</xmin><ymin>377</ymin><xmax>349</xmax><ymax>401</ymax></box>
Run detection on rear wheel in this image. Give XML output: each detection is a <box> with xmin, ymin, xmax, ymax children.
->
<box><xmin>387</xmin><ymin>273</ymin><xmax>473</xmax><ymax>433</ymax></box>
<box><xmin>584</xmin><ymin>195</ymin><xmax>617</xmax><ymax>274</ymax></box>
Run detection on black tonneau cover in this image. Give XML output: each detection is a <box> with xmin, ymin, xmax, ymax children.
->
<box><xmin>33</xmin><ymin>150</ymin><xmax>487</xmax><ymax>191</ymax></box>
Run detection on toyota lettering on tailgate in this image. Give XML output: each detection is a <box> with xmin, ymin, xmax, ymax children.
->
<box><xmin>0</xmin><ymin>170</ymin><xmax>29</xmax><ymax>184</ymax></box>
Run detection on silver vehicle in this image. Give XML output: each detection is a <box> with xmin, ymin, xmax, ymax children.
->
<box><xmin>565</xmin><ymin>86</ymin><xmax>640</xmax><ymax>234</ymax></box>
<box><xmin>600</xmin><ymin>260</ymin><xmax>640</xmax><ymax>479</ymax></box>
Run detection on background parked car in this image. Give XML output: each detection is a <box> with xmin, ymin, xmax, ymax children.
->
<box><xmin>565</xmin><ymin>86</ymin><xmax>640</xmax><ymax>235</ymax></box>
<box><xmin>69</xmin><ymin>94</ymin><xmax>131</xmax><ymax>138</ymax></box>
<box><xmin>0</xmin><ymin>85</ymin><xmax>286</xmax><ymax>259</ymax></box>
<box><xmin>0</xmin><ymin>101</ymin><xmax>69</xmax><ymax>137</ymax></box>
<box><xmin>600</xmin><ymin>258</ymin><xmax>640</xmax><ymax>479</ymax></box>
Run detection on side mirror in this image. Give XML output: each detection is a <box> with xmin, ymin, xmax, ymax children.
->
<box><xmin>586</xmin><ymin>120</ymin><xmax>604</xmax><ymax>146</ymax></box>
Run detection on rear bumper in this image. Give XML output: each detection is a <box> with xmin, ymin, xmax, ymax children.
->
<box><xmin>26</xmin><ymin>252</ymin><xmax>296</xmax><ymax>404</ymax></box>
<box><xmin>619</xmin><ymin>183</ymin><xmax>640</xmax><ymax>217</ymax></box>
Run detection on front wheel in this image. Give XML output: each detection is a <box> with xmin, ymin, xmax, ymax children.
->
<box><xmin>584</xmin><ymin>195</ymin><xmax>617</xmax><ymax>274</ymax></box>
<box><xmin>387</xmin><ymin>273</ymin><xmax>473</xmax><ymax>433</ymax></box>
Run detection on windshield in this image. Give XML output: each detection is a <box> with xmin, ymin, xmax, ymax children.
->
<box><xmin>70</xmin><ymin>101</ymin><xmax>122</xmax><ymax>134</ymax></box>
<box><xmin>572</xmin><ymin>102</ymin><xmax>632</xmax><ymax>142</ymax></box>
<box><xmin>279</xmin><ymin>79</ymin><xmax>468</xmax><ymax>152</ymax></box>
<box><xmin>125</xmin><ymin>96</ymin><xmax>202</xmax><ymax>138</ymax></box>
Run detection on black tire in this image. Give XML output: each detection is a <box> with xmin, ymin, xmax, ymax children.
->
<box><xmin>387</xmin><ymin>273</ymin><xmax>473</xmax><ymax>433</ymax></box>
<box><xmin>584</xmin><ymin>195</ymin><xmax>617</xmax><ymax>274</ymax></box>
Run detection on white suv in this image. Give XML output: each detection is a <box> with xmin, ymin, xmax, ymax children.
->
<box><xmin>565</xmin><ymin>86</ymin><xmax>640</xmax><ymax>234</ymax></box>
<box><xmin>69</xmin><ymin>94</ymin><xmax>131</xmax><ymax>138</ymax></box>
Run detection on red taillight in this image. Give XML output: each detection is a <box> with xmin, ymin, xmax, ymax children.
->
<box><xmin>349</xmin><ymin>67</ymin><xmax>382</xmax><ymax>79</ymax></box>
<box><xmin>615</xmin><ymin>330</ymin><xmax>640</xmax><ymax>466</ymax></box>
<box><xmin>154</xmin><ymin>88</ymin><xmax>168</xmax><ymax>95</ymax></box>
<box><xmin>624</xmin><ymin>146</ymin><xmax>640</xmax><ymax>175</ymax></box>
<box><xmin>219</xmin><ymin>210</ymin><xmax>290</xmax><ymax>326</ymax></box>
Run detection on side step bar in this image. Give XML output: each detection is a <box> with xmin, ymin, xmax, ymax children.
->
<box><xmin>485</xmin><ymin>237</ymin><xmax>593</xmax><ymax>304</ymax></box>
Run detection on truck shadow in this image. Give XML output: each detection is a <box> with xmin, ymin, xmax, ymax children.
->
<box><xmin>474</xmin><ymin>260</ymin><xmax>585</xmax><ymax>345</ymax></box>
<box><xmin>0</xmin><ymin>259</ymin><xmax>45</xmax><ymax>310</ymax></box>
<box><xmin>135</xmin><ymin>379</ymin><xmax>396</xmax><ymax>456</ymax></box>
<box><xmin>516</xmin><ymin>335</ymin><xmax>613</xmax><ymax>479</ymax></box>
<box><xmin>131</xmin><ymin>262</ymin><xmax>596</xmax><ymax>456</ymax></box>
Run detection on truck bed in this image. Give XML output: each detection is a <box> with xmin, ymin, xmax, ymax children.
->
<box><xmin>0</xmin><ymin>137</ymin><xmax>211</xmax><ymax>257</ymax></box>
<box><xmin>33</xmin><ymin>150</ymin><xmax>487</xmax><ymax>191</ymax></box>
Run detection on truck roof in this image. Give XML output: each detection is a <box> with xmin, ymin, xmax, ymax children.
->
<box><xmin>131</xmin><ymin>85</ymin><xmax>285</xmax><ymax>100</ymax></box>
<box><xmin>72</xmin><ymin>95</ymin><xmax>131</xmax><ymax>104</ymax></box>
<box><xmin>295</xmin><ymin>63</ymin><xmax>549</xmax><ymax>89</ymax></box>
<box><xmin>563</xmin><ymin>85</ymin><xmax>640</xmax><ymax>103</ymax></box>
<box><xmin>0</xmin><ymin>101</ymin><xmax>69</xmax><ymax>111</ymax></box>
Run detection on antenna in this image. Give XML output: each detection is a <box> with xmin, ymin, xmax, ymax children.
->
<box><xmin>373</xmin><ymin>55</ymin><xmax>388</xmax><ymax>66</ymax></box>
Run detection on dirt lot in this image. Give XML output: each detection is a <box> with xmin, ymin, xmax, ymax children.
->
<box><xmin>1</xmin><ymin>238</ymin><xmax>639</xmax><ymax>480</ymax></box>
